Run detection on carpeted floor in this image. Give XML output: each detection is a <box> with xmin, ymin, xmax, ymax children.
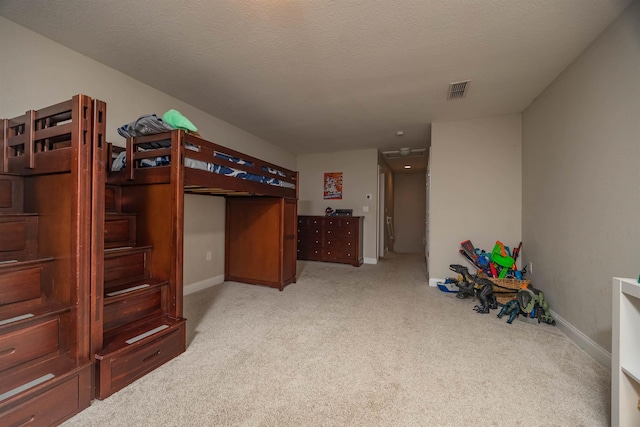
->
<box><xmin>63</xmin><ymin>253</ymin><xmax>610</xmax><ymax>426</ymax></box>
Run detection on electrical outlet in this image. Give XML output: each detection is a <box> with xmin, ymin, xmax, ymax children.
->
<box><xmin>528</xmin><ymin>262</ymin><xmax>533</xmax><ymax>274</ymax></box>
<box><xmin>206</xmin><ymin>251</ymin><xmax>212</xmax><ymax>261</ymax></box>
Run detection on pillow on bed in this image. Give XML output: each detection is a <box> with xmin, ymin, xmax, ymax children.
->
<box><xmin>162</xmin><ymin>109</ymin><xmax>198</xmax><ymax>133</ymax></box>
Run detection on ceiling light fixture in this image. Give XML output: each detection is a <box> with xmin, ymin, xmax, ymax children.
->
<box><xmin>395</xmin><ymin>130</ymin><xmax>404</xmax><ymax>137</ymax></box>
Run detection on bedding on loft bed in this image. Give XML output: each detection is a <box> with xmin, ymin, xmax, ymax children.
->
<box><xmin>110</xmin><ymin>138</ymin><xmax>296</xmax><ymax>190</ymax></box>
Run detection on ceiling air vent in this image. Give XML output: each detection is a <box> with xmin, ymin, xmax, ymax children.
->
<box><xmin>448</xmin><ymin>80</ymin><xmax>470</xmax><ymax>99</ymax></box>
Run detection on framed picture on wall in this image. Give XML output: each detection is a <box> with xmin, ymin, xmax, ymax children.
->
<box><xmin>324</xmin><ymin>172</ymin><xmax>343</xmax><ymax>199</ymax></box>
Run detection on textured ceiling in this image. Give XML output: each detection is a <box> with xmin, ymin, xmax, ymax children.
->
<box><xmin>0</xmin><ymin>0</ymin><xmax>632</xmax><ymax>172</ymax></box>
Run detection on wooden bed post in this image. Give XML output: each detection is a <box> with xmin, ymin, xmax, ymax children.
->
<box><xmin>90</xmin><ymin>99</ymin><xmax>107</xmax><ymax>362</ymax></box>
<box><xmin>25</xmin><ymin>110</ymin><xmax>35</xmax><ymax>170</ymax></box>
<box><xmin>0</xmin><ymin>118</ymin><xmax>7</xmax><ymax>173</ymax></box>
<box><xmin>126</xmin><ymin>136</ymin><xmax>134</xmax><ymax>181</ymax></box>
<box><xmin>170</xmin><ymin>130</ymin><xmax>184</xmax><ymax>319</ymax></box>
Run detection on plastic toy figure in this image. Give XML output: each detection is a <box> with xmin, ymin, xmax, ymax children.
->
<box><xmin>449</xmin><ymin>264</ymin><xmax>475</xmax><ymax>299</ymax></box>
<box><xmin>497</xmin><ymin>299</ymin><xmax>520</xmax><ymax>323</ymax></box>
<box><xmin>449</xmin><ymin>264</ymin><xmax>497</xmax><ymax>313</ymax></box>
<box><xmin>473</xmin><ymin>276</ymin><xmax>497</xmax><ymax>313</ymax></box>
<box><xmin>518</xmin><ymin>285</ymin><xmax>556</xmax><ymax>325</ymax></box>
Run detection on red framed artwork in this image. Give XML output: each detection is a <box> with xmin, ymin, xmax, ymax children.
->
<box><xmin>323</xmin><ymin>172</ymin><xmax>343</xmax><ymax>199</ymax></box>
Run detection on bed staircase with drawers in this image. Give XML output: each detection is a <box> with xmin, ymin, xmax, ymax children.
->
<box><xmin>1</xmin><ymin>93</ymin><xmax>298</xmax><ymax>424</ymax></box>
<box><xmin>0</xmin><ymin>96</ymin><xmax>98</xmax><ymax>425</ymax></box>
<box><xmin>94</xmin><ymin>184</ymin><xmax>186</xmax><ymax>399</ymax></box>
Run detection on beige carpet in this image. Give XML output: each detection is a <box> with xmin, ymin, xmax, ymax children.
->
<box><xmin>63</xmin><ymin>253</ymin><xmax>610</xmax><ymax>426</ymax></box>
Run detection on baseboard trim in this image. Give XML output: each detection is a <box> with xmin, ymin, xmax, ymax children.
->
<box><xmin>551</xmin><ymin>309</ymin><xmax>611</xmax><ymax>369</ymax></box>
<box><xmin>429</xmin><ymin>277</ymin><xmax>444</xmax><ymax>287</ymax></box>
<box><xmin>364</xmin><ymin>257</ymin><xmax>377</xmax><ymax>265</ymax></box>
<box><xmin>183</xmin><ymin>275</ymin><xmax>225</xmax><ymax>296</ymax></box>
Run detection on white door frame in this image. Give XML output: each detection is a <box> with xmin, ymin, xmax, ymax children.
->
<box><xmin>378</xmin><ymin>167</ymin><xmax>385</xmax><ymax>259</ymax></box>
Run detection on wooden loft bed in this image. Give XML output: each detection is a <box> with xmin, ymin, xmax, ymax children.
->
<box><xmin>0</xmin><ymin>95</ymin><xmax>104</xmax><ymax>424</ymax></box>
<box><xmin>0</xmin><ymin>93</ymin><xmax>299</xmax><ymax>421</ymax></box>
<box><xmin>107</xmin><ymin>130</ymin><xmax>299</xmax><ymax>291</ymax></box>
<box><xmin>108</xmin><ymin>130</ymin><xmax>298</xmax><ymax>199</ymax></box>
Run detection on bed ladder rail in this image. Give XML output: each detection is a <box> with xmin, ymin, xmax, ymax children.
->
<box><xmin>1</xmin><ymin>118</ymin><xmax>7</xmax><ymax>173</ymax></box>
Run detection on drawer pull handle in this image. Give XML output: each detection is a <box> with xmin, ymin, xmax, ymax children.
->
<box><xmin>328</xmin><ymin>231</ymin><xmax>331</xmax><ymax>234</ymax></box>
<box><xmin>15</xmin><ymin>415</ymin><xmax>36</xmax><ymax>427</ymax></box>
<box><xmin>143</xmin><ymin>350</ymin><xmax>161</xmax><ymax>363</ymax></box>
<box><xmin>328</xmin><ymin>251</ymin><xmax>331</xmax><ymax>254</ymax></box>
<box><xmin>348</xmin><ymin>243</ymin><xmax>351</xmax><ymax>246</ymax></box>
<box><xmin>0</xmin><ymin>347</ymin><xmax>16</xmax><ymax>358</ymax></box>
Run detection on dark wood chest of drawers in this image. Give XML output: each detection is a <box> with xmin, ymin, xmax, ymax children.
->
<box><xmin>297</xmin><ymin>215</ymin><xmax>363</xmax><ymax>266</ymax></box>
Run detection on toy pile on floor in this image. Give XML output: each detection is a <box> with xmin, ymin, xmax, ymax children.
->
<box><xmin>439</xmin><ymin>240</ymin><xmax>555</xmax><ymax>326</ymax></box>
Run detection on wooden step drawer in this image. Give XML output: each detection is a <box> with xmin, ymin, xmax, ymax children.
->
<box><xmin>96</xmin><ymin>322</ymin><xmax>185</xmax><ymax>399</ymax></box>
<box><xmin>104</xmin><ymin>248</ymin><xmax>150</xmax><ymax>285</ymax></box>
<box><xmin>0</xmin><ymin>174</ymin><xmax>23</xmax><ymax>214</ymax></box>
<box><xmin>104</xmin><ymin>185</ymin><xmax>122</xmax><ymax>213</ymax></box>
<box><xmin>0</xmin><ymin>260</ymin><xmax>53</xmax><ymax>306</ymax></box>
<box><xmin>103</xmin><ymin>287</ymin><xmax>164</xmax><ymax>333</ymax></box>
<box><xmin>104</xmin><ymin>215</ymin><xmax>136</xmax><ymax>248</ymax></box>
<box><xmin>0</xmin><ymin>368</ymin><xmax>90</xmax><ymax>427</ymax></box>
<box><xmin>0</xmin><ymin>216</ymin><xmax>38</xmax><ymax>262</ymax></box>
<box><xmin>0</xmin><ymin>319</ymin><xmax>59</xmax><ymax>372</ymax></box>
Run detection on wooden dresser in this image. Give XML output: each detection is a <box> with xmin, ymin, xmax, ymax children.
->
<box><xmin>297</xmin><ymin>215</ymin><xmax>363</xmax><ymax>267</ymax></box>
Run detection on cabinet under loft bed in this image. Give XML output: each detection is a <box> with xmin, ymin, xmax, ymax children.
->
<box><xmin>0</xmin><ymin>95</ymin><xmax>104</xmax><ymax>425</ymax></box>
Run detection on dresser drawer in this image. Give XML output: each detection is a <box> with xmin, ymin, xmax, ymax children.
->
<box><xmin>297</xmin><ymin>226</ymin><xmax>322</xmax><ymax>237</ymax></box>
<box><xmin>297</xmin><ymin>236</ymin><xmax>322</xmax><ymax>247</ymax></box>
<box><xmin>297</xmin><ymin>246</ymin><xmax>323</xmax><ymax>261</ymax></box>
<box><xmin>298</xmin><ymin>217</ymin><xmax>323</xmax><ymax>227</ymax></box>
<box><xmin>324</xmin><ymin>248</ymin><xmax>356</xmax><ymax>261</ymax></box>
<box><xmin>325</xmin><ymin>237</ymin><xmax>355</xmax><ymax>250</ymax></box>
<box><xmin>324</xmin><ymin>217</ymin><xmax>357</xmax><ymax>227</ymax></box>
<box><xmin>324</xmin><ymin>226</ymin><xmax>356</xmax><ymax>238</ymax></box>
<box><xmin>0</xmin><ymin>319</ymin><xmax>59</xmax><ymax>372</ymax></box>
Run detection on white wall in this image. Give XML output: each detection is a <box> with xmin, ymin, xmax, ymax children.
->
<box><xmin>522</xmin><ymin>0</ymin><xmax>640</xmax><ymax>354</ymax></box>
<box><xmin>429</xmin><ymin>114</ymin><xmax>522</xmax><ymax>281</ymax></box>
<box><xmin>0</xmin><ymin>17</ymin><xmax>296</xmax><ymax>287</ymax></box>
<box><xmin>297</xmin><ymin>149</ymin><xmax>379</xmax><ymax>263</ymax></box>
<box><xmin>393</xmin><ymin>173</ymin><xmax>426</xmax><ymax>253</ymax></box>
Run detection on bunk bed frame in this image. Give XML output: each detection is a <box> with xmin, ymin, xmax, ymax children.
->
<box><xmin>1</xmin><ymin>95</ymin><xmax>300</xmax><ymax>420</ymax></box>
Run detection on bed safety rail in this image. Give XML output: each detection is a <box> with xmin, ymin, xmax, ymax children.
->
<box><xmin>1</xmin><ymin>95</ymin><xmax>93</xmax><ymax>175</ymax></box>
